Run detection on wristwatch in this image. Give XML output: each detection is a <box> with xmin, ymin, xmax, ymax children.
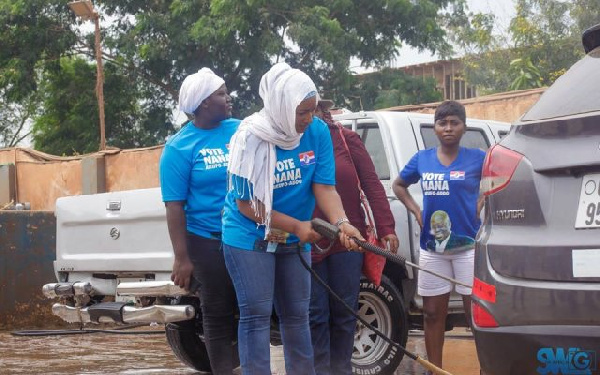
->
<box><xmin>335</xmin><ymin>217</ymin><xmax>350</xmax><ymax>227</ymax></box>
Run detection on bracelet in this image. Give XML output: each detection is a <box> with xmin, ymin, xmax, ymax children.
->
<box><xmin>335</xmin><ymin>217</ymin><xmax>350</xmax><ymax>227</ymax></box>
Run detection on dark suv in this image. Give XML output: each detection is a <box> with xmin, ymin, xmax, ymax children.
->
<box><xmin>472</xmin><ymin>24</ymin><xmax>600</xmax><ymax>375</ymax></box>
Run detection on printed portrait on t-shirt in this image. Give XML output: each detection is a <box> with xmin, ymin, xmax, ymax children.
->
<box><xmin>400</xmin><ymin>147</ymin><xmax>486</xmax><ymax>254</ymax></box>
<box><xmin>425</xmin><ymin>210</ymin><xmax>475</xmax><ymax>253</ymax></box>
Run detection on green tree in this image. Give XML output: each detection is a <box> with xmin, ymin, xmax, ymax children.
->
<box><xmin>0</xmin><ymin>92</ymin><xmax>36</xmax><ymax>147</ymax></box>
<box><xmin>446</xmin><ymin>0</ymin><xmax>600</xmax><ymax>94</ymax></box>
<box><xmin>99</xmin><ymin>0</ymin><xmax>456</xmax><ymax>111</ymax></box>
<box><xmin>508</xmin><ymin>57</ymin><xmax>542</xmax><ymax>90</ymax></box>
<box><xmin>353</xmin><ymin>68</ymin><xmax>443</xmax><ymax>110</ymax></box>
<box><xmin>2</xmin><ymin>0</ymin><xmax>460</xmax><ymax>153</ymax></box>
<box><xmin>31</xmin><ymin>57</ymin><xmax>97</xmax><ymax>155</ymax></box>
<box><xmin>31</xmin><ymin>57</ymin><xmax>174</xmax><ymax>155</ymax></box>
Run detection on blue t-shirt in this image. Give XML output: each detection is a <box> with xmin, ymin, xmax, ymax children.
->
<box><xmin>400</xmin><ymin>147</ymin><xmax>485</xmax><ymax>253</ymax></box>
<box><xmin>222</xmin><ymin>117</ymin><xmax>335</xmax><ymax>251</ymax></box>
<box><xmin>159</xmin><ymin>118</ymin><xmax>240</xmax><ymax>238</ymax></box>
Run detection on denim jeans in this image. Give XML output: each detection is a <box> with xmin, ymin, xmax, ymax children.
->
<box><xmin>223</xmin><ymin>244</ymin><xmax>315</xmax><ymax>375</ymax></box>
<box><xmin>187</xmin><ymin>233</ymin><xmax>238</xmax><ymax>375</ymax></box>
<box><xmin>309</xmin><ymin>251</ymin><xmax>364</xmax><ymax>375</ymax></box>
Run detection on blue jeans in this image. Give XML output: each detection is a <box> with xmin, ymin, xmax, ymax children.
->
<box><xmin>223</xmin><ymin>244</ymin><xmax>315</xmax><ymax>375</ymax></box>
<box><xmin>309</xmin><ymin>251</ymin><xmax>364</xmax><ymax>375</ymax></box>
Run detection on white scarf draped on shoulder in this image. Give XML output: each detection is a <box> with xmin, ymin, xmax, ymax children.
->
<box><xmin>227</xmin><ymin>62</ymin><xmax>317</xmax><ymax>236</ymax></box>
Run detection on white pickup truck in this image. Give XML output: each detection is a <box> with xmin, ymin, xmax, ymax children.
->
<box><xmin>42</xmin><ymin>110</ymin><xmax>509</xmax><ymax>375</ymax></box>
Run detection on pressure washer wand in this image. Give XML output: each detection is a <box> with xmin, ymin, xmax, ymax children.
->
<box><xmin>311</xmin><ymin>218</ymin><xmax>471</xmax><ymax>288</ymax></box>
<box><xmin>306</xmin><ymin>218</ymin><xmax>456</xmax><ymax>375</ymax></box>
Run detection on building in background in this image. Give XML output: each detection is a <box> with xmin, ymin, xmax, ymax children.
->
<box><xmin>401</xmin><ymin>58</ymin><xmax>478</xmax><ymax>101</ymax></box>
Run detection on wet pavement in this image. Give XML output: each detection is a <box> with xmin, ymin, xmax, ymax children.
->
<box><xmin>0</xmin><ymin>327</ymin><xmax>479</xmax><ymax>375</ymax></box>
<box><xmin>396</xmin><ymin>329</ymin><xmax>480</xmax><ymax>375</ymax></box>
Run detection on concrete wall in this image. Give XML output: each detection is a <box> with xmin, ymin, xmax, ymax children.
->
<box><xmin>105</xmin><ymin>147</ymin><xmax>163</xmax><ymax>192</ymax></box>
<box><xmin>382</xmin><ymin>87</ymin><xmax>546</xmax><ymax>124</ymax></box>
<box><xmin>0</xmin><ymin>146</ymin><xmax>163</xmax><ymax>211</ymax></box>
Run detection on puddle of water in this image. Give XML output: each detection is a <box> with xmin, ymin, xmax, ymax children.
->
<box><xmin>271</xmin><ymin>329</ymin><xmax>479</xmax><ymax>375</ymax></box>
<box><xmin>0</xmin><ymin>327</ymin><xmax>479</xmax><ymax>375</ymax></box>
<box><xmin>0</xmin><ymin>327</ymin><xmax>197</xmax><ymax>375</ymax></box>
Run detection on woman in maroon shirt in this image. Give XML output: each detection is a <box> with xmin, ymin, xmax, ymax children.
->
<box><xmin>310</xmin><ymin>100</ymin><xmax>399</xmax><ymax>375</ymax></box>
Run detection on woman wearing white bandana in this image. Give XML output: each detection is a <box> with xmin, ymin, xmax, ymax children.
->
<box><xmin>160</xmin><ymin>68</ymin><xmax>240</xmax><ymax>374</ymax></box>
<box><xmin>222</xmin><ymin>62</ymin><xmax>362</xmax><ymax>374</ymax></box>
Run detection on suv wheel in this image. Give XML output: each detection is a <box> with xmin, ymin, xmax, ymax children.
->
<box><xmin>165</xmin><ymin>317</ymin><xmax>240</xmax><ymax>372</ymax></box>
<box><xmin>353</xmin><ymin>275</ymin><xmax>409</xmax><ymax>375</ymax></box>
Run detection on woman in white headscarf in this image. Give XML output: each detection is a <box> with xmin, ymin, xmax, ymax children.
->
<box><xmin>159</xmin><ymin>68</ymin><xmax>240</xmax><ymax>374</ymax></box>
<box><xmin>221</xmin><ymin>62</ymin><xmax>362</xmax><ymax>375</ymax></box>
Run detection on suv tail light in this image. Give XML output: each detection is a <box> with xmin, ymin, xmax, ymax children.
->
<box><xmin>472</xmin><ymin>300</ymin><xmax>499</xmax><ymax>328</ymax></box>
<box><xmin>472</xmin><ymin>278</ymin><xmax>498</xmax><ymax>328</ymax></box>
<box><xmin>480</xmin><ymin>144</ymin><xmax>523</xmax><ymax>196</ymax></box>
<box><xmin>473</xmin><ymin>277</ymin><xmax>496</xmax><ymax>303</ymax></box>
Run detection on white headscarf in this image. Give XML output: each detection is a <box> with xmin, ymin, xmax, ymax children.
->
<box><xmin>178</xmin><ymin>68</ymin><xmax>225</xmax><ymax>114</ymax></box>
<box><xmin>228</xmin><ymin>62</ymin><xmax>317</xmax><ymax>235</ymax></box>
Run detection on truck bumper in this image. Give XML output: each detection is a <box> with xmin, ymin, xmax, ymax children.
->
<box><xmin>42</xmin><ymin>280</ymin><xmax>196</xmax><ymax>325</ymax></box>
<box><xmin>51</xmin><ymin>302</ymin><xmax>195</xmax><ymax>324</ymax></box>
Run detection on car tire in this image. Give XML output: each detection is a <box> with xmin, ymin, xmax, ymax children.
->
<box><xmin>353</xmin><ymin>275</ymin><xmax>409</xmax><ymax>375</ymax></box>
<box><xmin>165</xmin><ymin>317</ymin><xmax>240</xmax><ymax>373</ymax></box>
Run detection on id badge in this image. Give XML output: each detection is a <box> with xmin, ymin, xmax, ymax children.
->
<box><xmin>266</xmin><ymin>241</ymin><xmax>278</xmax><ymax>253</ymax></box>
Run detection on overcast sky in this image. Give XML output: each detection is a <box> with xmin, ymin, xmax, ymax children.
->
<box><xmin>352</xmin><ymin>0</ymin><xmax>516</xmax><ymax>72</ymax></box>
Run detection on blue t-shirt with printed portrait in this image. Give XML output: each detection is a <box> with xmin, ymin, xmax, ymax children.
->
<box><xmin>159</xmin><ymin>118</ymin><xmax>240</xmax><ymax>238</ymax></box>
<box><xmin>400</xmin><ymin>147</ymin><xmax>485</xmax><ymax>253</ymax></box>
<box><xmin>222</xmin><ymin>117</ymin><xmax>335</xmax><ymax>252</ymax></box>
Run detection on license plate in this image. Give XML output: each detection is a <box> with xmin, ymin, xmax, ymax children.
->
<box><xmin>575</xmin><ymin>173</ymin><xmax>600</xmax><ymax>229</ymax></box>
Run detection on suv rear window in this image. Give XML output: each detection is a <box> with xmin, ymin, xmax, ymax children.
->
<box><xmin>420</xmin><ymin>125</ymin><xmax>490</xmax><ymax>150</ymax></box>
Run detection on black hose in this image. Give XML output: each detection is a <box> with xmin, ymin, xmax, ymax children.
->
<box><xmin>297</xmin><ymin>248</ymin><xmax>418</xmax><ymax>362</ymax></box>
<box><xmin>11</xmin><ymin>323</ymin><xmax>165</xmax><ymax>337</ymax></box>
<box><xmin>351</xmin><ymin>237</ymin><xmax>410</xmax><ymax>266</ymax></box>
<box><xmin>311</xmin><ymin>217</ymin><xmax>470</xmax><ymax>288</ymax></box>
<box><xmin>11</xmin><ymin>329</ymin><xmax>96</xmax><ymax>337</ymax></box>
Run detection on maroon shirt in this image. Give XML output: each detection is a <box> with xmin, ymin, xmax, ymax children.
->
<box><xmin>312</xmin><ymin>123</ymin><xmax>396</xmax><ymax>263</ymax></box>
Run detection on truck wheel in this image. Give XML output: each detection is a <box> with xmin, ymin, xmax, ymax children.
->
<box><xmin>352</xmin><ymin>275</ymin><xmax>409</xmax><ymax>375</ymax></box>
<box><xmin>165</xmin><ymin>318</ymin><xmax>240</xmax><ymax>373</ymax></box>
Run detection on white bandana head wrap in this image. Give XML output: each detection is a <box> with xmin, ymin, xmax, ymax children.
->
<box><xmin>227</xmin><ymin>62</ymin><xmax>318</xmax><ymax>235</ymax></box>
<box><xmin>178</xmin><ymin>68</ymin><xmax>225</xmax><ymax>114</ymax></box>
